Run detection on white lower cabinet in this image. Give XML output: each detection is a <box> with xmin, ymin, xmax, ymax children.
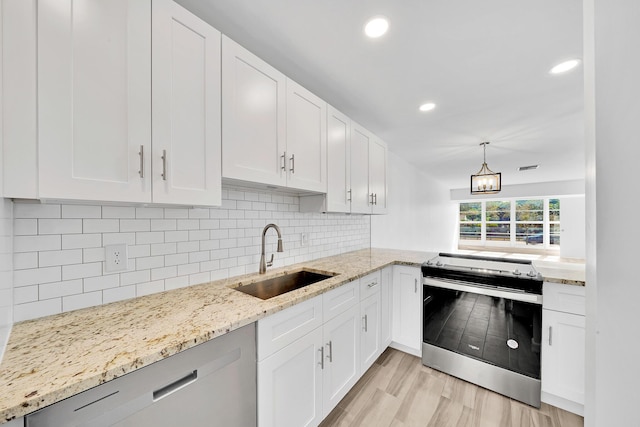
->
<box><xmin>257</xmin><ymin>269</ymin><xmax>392</xmax><ymax>427</ymax></box>
<box><xmin>380</xmin><ymin>266</ymin><xmax>393</xmax><ymax>348</ymax></box>
<box><xmin>391</xmin><ymin>265</ymin><xmax>422</xmax><ymax>356</ymax></box>
<box><xmin>322</xmin><ymin>304</ymin><xmax>361</xmax><ymax>417</ymax></box>
<box><xmin>360</xmin><ymin>292</ymin><xmax>381</xmax><ymax>373</ymax></box>
<box><xmin>541</xmin><ymin>282</ymin><xmax>586</xmax><ymax>416</ymax></box>
<box><xmin>258</xmin><ymin>327</ymin><xmax>324</xmax><ymax>427</ymax></box>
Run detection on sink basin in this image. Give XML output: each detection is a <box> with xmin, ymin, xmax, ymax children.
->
<box><xmin>234</xmin><ymin>270</ymin><xmax>337</xmax><ymax>300</ymax></box>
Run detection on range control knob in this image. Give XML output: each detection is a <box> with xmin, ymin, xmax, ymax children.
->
<box><xmin>512</xmin><ymin>269</ymin><xmax>521</xmax><ymax>276</ymax></box>
<box><xmin>527</xmin><ymin>270</ymin><xmax>537</xmax><ymax>277</ymax></box>
<box><xmin>426</xmin><ymin>260</ymin><xmax>433</xmax><ymax>266</ymax></box>
<box><xmin>436</xmin><ymin>261</ymin><xmax>443</xmax><ymax>267</ymax></box>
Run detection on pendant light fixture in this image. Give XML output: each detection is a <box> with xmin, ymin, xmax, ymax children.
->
<box><xmin>471</xmin><ymin>142</ymin><xmax>501</xmax><ymax>194</ymax></box>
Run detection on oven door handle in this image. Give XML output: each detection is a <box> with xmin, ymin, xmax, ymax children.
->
<box><xmin>422</xmin><ymin>277</ymin><xmax>543</xmax><ymax>305</ymax></box>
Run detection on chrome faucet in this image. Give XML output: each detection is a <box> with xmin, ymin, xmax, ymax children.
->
<box><xmin>259</xmin><ymin>223</ymin><xmax>284</xmax><ymax>274</ymax></box>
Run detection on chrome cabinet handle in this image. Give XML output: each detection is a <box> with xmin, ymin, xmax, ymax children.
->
<box><xmin>370</xmin><ymin>193</ymin><xmax>375</xmax><ymax>205</ymax></box>
<box><xmin>318</xmin><ymin>347</ymin><xmax>324</xmax><ymax>369</ymax></box>
<box><xmin>281</xmin><ymin>152</ymin><xmax>286</xmax><ymax>171</ymax></box>
<box><xmin>367</xmin><ymin>281</ymin><xmax>378</xmax><ymax>288</ymax></box>
<box><xmin>548</xmin><ymin>326</ymin><xmax>553</xmax><ymax>346</ymax></box>
<box><xmin>374</xmin><ymin>193</ymin><xmax>377</xmax><ymax>205</ymax></box>
<box><xmin>414</xmin><ymin>278</ymin><xmax>418</xmax><ymax>293</ymax></box>
<box><xmin>363</xmin><ymin>314</ymin><xmax>368</xmax><ymax>332</ymax></box>
<box><xmin>153</xmin><ymin>370</ymin><xmax>197</xmax><ymax>402</ymax></box>
<box><xmin>161</xmin><ymin>150</ymin><xmax>167</xmax><ymax>181</ymax></box>
<box><xmin>326</xmin><ymin>341</ymin><xmax>333</xmax><ymax>363</ymax></box>
<box><xmin>347</xmin><ymin>189</ymin><xmax>352</xmax><ymax>202</ymax></box>
<box><xmin>290</xmin><ymin>154</ymin><xmax>295</xmax><ymax>173</ymax></box>
<box><xmin>138</xmin><ymin>145</ymin><xmax>144</xmax><ymax>178</ymax></box>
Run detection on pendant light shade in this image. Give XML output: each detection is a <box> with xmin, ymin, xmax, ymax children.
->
<box><xmin>471</xmin><ymin>142</ymin><xmax>501</xmax><ymax>194</ymax></box>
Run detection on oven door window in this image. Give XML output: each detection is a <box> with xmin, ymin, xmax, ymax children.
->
<box><xmin>423</xmin><ymin>285</ymin><xmax>541</xmax><ymax>379</ymax></box>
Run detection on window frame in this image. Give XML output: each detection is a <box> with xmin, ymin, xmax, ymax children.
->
<box><xmin>458</xmin><ymin>197</ymin><xmax>560</xmax><ymax>250</ymax></box>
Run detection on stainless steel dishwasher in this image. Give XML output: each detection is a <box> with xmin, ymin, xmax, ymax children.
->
<box><xmin>26</xmin><ymin>324</ymin><xmax>256</xmax><ymax>427</ymax></box>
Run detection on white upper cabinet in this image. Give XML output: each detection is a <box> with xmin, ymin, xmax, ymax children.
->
<box><xmin>221</xmin><ymin>35</ymin><xmax>287</xmax><ymax>187</ymax></box>
<box><xmin>286</xmin><ymin>80</ymin><xmax>327</xmax><ymax>193</ymax></box>
<box><xmin>369</xmin><ymin>136</ymin><xmax>388</xmax><ymax>214</ymax></box>
<box><xmin>6</xmin><ymin>0</ymin><xmax>222</xmax><ymax>206</ymax></box>
<box><xmin>325</xmin><ymin>106</ymin><xmax>351</xmax><ymax>213</ymax></box>
<box><xmin>152</xmin><ymin>0</ymin><xmax>222</xmax><ymax>206</ymax></box>
<box><xmin>349</xmin><ymin>123</ymin><xmax>371</xmax><ymax>214</ymax></box>
<box><xmin>37</xmin><ymin>0</ymin><xmax>152</xmax><ymax>203</ymax></box>
<box><xmin>222</xmin><ymin>36</ymin><xmax>327</xmax><ymax>193</ymax></box>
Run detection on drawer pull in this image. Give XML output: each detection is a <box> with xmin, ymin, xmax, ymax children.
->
<box><xmin>363</xmin><ymin>314</ymin><xmax>368</xmax><ymax>332</ymax></box>
<box><xmin>367</xmin><ymin>281</ymin><xmax>378</xmax><ymax>288</ymax></box>
<box><xmin>161</xmin><ymin>150</ymin><xmax>167</xmax><ymax>181</ymax></box>
<box><xmin>414</xmin><ymin>278</ymin><xmax>417</xmax><ymax>293</ymax></box>
<box><xmin>318</xmin><ymin>347</ymin><xmax>325</xmax><ymax>369</ymax></box>
<box><xmin>548</xmin><ymin>326</ymin><xmax>553</xmax><ymax>346</ymax></box>
<box><xmin>153</xmin><ymin>370</ymin><xmax>197</xmax><ymax>402</ymax></box>
<box><xmin>326</xmin><ymin>341</ymin><xmax>333</xmax><ymax>363</ymax></box>
<box><xmin>138</xmin><ymin>145</ymin><xmax>144</xmax><ymax>178</ymax></box>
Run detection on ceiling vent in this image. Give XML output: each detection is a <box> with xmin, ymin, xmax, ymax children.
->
<box><xmin>518</xmin><ymin>165</ymin><xmax>539</xmax><ymax>171</ymax></box>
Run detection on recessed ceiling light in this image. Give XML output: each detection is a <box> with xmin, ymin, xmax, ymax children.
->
<box><xmin>549</xmin><ymin>59</ymin><xmax>581</xmax><ymax>75</ymax></box>
<box><xmin>419</xmin><ymin>102</ymin><xmax>436</xmax><ymax>112</ymax></box>
<box><xmin>518</xmin><ymin>165</ymin><xmax>539</xmax><ymax>171</ymax></box>
<box><xmin>364</xmin><ymin>16</ymin><xmax>389</xmax><ymax>38</ymax></box>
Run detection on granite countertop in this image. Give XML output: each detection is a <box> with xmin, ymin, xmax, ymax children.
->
<box><xmin>0</xmin><ymin>248</ymin><xmax>584</xmax><ymax>423</ymax></box>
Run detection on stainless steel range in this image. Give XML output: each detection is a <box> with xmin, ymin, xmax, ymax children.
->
<box><xmin>421</xmin><ymin>253</ymin><xmax>543</xmax><ymax>407</ymax></box>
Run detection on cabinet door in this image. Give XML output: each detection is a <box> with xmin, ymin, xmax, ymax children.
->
<box><xmin>392</xmin><ymin>266</ymin><xmax>421</xmax><ymax>355</ymax></box>
<box><xmin>326</xmin><ymin>106</ymin><xmax>351</xmax><ymax>213</ymax></box>
<box><xmin>369</xmin><ymin>138</ymin><xmax>388</xmax><ymax>214</ymax></box>
<box><xmin>152</xmin><ymin>0</ymin><xmax>221</xmax><ymax>206</ymax></box>
<box><xmin>542</xmin><ymin>309</ymin><xmax>585</xmax><ymax>406</ymax></box>
<box><xmin>350</xmin><ymin>123</ymin><xmax>371</xmax><ymax>214</ymax></box>
<box><xmin>258</xmin><ymin>327</ymin><xmax>323</xmax><ymax>427</ymax></box>
<box><xmin>38</xmin><ymin>0</ymin><xmax>151</xmax><ymax>203</ymax></box>
<box><xmin>380</xmin><ymin>267</ymin><xmax>393</xmax><ymax>348</ymax></box>
<box><xmin>360</xmin><ymin>292</ymin><xmax>381</xmax><ymax>373</ymax></box>
<box><xmin>222</xmin><ymin>36</ymin><xmax>286</xmax><ymax>187</ymax></box>
<box><xmin>286</xmin><ymin>80</ymin><xmax>327</xmax><ymax>192</ymax></box>
<box><xmin>322</xmin><ymin>305</ymin><xmax>360</xmax><ymax>417</ymax></box>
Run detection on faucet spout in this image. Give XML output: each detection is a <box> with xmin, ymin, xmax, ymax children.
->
<box><xmin>259</xmin><ymin>223</ymin><xmax>283</xmax><ymax>274</ymax></box>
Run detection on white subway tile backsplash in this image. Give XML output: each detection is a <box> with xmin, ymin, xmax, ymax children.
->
<box><xmin>14</xmin><ymin>298</ymin><xmax>62</xmax><ymax>322</ymax></box>
<box><xmin>83</xmin><ymin>219</ymin><xmax>119</xmax><ymax>233</ymax></box>
<box><xmin>11</xmin><ymin>185</ymin><xmax>370</xmax><ymax>321</ymax></box>
<box><xmin>14</xmin><ymin>203</ymin><xmax>60</xmax><ymax>219</ymax></box>
<box><xmin>62</xmin><ymin>205</ymin><xmax>101</xmax><ymax>219</ymax></box>
<box><xmin>14</xmin><ymin>266</ymin><xmax>61</xmax><ymax>287</ymax></box>
<box><xmin>14</xmin><ymin>235</ymin><xmax>61</xmax><ymax>253</ymax></box>
<box><xmin>135</xmin><ymin>207</ymin><xmax>163</xmax><ymax>219</ymax></box>
<box><xmin>136</xmin><ymin>280</ymin><xmax>165</xmax><ymax>297</ymax></box>
<box><xmin>62</xmin><ymin>233</ymin><xmax>102</xmax><ymax>249</ymax></box>
<box><xmin>14</xmin><ymin>285</ymin><xmax>38</xmax><ymax>304</ymax></box>
<box><xmin>62</xmin><ymin>262</ymin><xmax>102</xmax><ymax>280</ymax></box>
<box><xmin>14</xmin><ymin>252</ymin><xmax>38</xmax><ymax>270</ymax></box>
<box><xmin>84</xmin><ymin>274</ymin><xmax>120</xmax><ymax>292</ymax></box>
<box><xmin>121</xmin><ymin>269</ymin><xmax>151</xmax><ymax>287</ymax></box>
<box><xmin>39</xmin><ymin>279</ymin><xmax>83</xmax><ymax>299</ymax></box>
<box><xmin>102</xmin><ymin>206</ymin><xmax>136</xmax><ymax>219</ymax></box>
<box><xmin>63</xmin><ymin>291</ymin><xmax>102</xmax><ymax>312</ymax></box>
<box><xmin>15</xmin><ymin>219</ymin><xmax>38</xmax><ymax>235</ymax></box>
<box><xmin>103</xmin><ymin>285</ymin><xmax>136</xmax><ymax>304</ymax></box>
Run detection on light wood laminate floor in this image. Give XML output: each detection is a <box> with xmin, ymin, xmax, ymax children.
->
<box><xmin>320</xmin><ymin>348</ymin><xmax>584</xmax><ymax>427</ymax></box>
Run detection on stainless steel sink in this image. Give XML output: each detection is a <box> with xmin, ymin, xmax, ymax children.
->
<box><xmin>234</xmin><ymin>270</ymin><xmax>337</xmax><ymax>300</ymax></box>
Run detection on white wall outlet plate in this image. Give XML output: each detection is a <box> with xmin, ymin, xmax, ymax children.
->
<box><xmin>105</xmin><ymin>243</ymin><xmax>129</xmax><ymax>273</ymax></box>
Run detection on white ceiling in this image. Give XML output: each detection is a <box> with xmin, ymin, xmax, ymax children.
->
<box><xmin>176</xmin><ymin>0</ymin><xmax>584</xmax><ymax>190</ymax></box>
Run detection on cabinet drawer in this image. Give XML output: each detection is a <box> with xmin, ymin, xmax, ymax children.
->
<box><xmin>359</xmin><ymin>271</ymin><xmax>381</xmax><ymax>301</ymax></box>
<box><xmin>543</xmin><ymin>282</ymin><xmax>586</xmax><ymax>316</ymax></box>
<box><xmin>257</xmin><ymin>295</ymin><xmax>323</xmax><ymax>361</ymax></box>
<box><xmin>323</xmin><ymin>280</ymin><xmax>359</xmax><ymax>321</ymax></box>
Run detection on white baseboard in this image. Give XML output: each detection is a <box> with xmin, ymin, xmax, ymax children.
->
<box><xmin>542</xmin><ymin>391</ymin><xmax>584</xmax><ymax>416</ymax></box>
<box><xmin>389</xmin><ymin>341</ymin><xmax>421</xmax><ymax>357</ymax></box>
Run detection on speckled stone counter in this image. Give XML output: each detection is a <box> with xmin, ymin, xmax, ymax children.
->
<box><xmin>0</xmin><ymin>248</ymin><xmax>584</xmax><ymax>423</ymax></box>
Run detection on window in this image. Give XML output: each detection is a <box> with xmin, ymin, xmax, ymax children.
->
<box><xmin>458</xmin><ymin>198</ymin><xmax>560</xmax><ymax>249</ymax></box>
<box><xmin>459</xmin><ymin>202</ymin><xmax>481</xmax><ymax>240</ymax></box>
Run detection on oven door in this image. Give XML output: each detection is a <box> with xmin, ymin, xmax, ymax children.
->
<box><xmin>423</xmin><ymin>277</ymin><xmax>542</xmax><ymax>380</ymax></box>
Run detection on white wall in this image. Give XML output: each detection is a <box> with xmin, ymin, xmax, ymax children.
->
<box><xmin>450</xmin><ymin>179</ymin><xmax>584</xmax><ymax>200</ymax></box>
<box><xmin>371</xmin><ymin>151</ymin><xmax>456</xmax><ymax>252</ymax></box>
<box><xmin>584</xmin><ymin>1</ymin><xmax>640</xmax><ymax>425</ymax></box>
<box><xmin>11</xmin><ymin>186</ymin><xmax>370</xmax><ymax>322</ymax></box>
<box><xmin>559</xmin><ymin>196</ymin><xmax>585</xmax><ymax>259</ymax></box>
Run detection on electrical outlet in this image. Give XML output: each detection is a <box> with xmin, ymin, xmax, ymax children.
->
<box><xmin>105</xmin><ymin>243</ymin><xmax>129</xmax><ymax>273</ymax></box>
<box><xmin>301</xmin><ymin>232</ymin><xmax>308</xmax><ymax>247</ymax></box>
